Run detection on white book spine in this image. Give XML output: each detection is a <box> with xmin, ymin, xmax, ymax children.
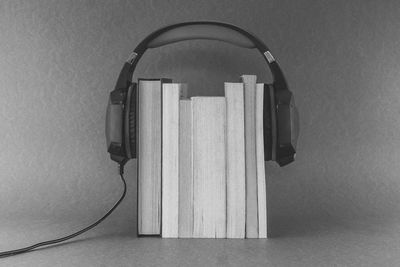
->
<box><xmin>256</xmin><ymin>83</ymin><xmax>267</xmax><ymax>238</ymax></box>
<box><xmin>241</xmin><ymin>75</ymin><xmax>259</xmax><ymax>238</ymax></box>
<box><xmin>192</xmin><ymin>97</ymin><xmax>226</xmax><ymax>238</ymax></box>
<box><xmin>225</xmin><ymin>83</ymin><xmax>246</xmax><ymax>238</ymax></box>
<box><xmin>161</xmin><ymin>84</ymin><xmax>182</xmax><ymax>238</ymax></box>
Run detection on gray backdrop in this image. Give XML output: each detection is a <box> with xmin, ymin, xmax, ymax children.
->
<box><xmin>1</xmin><ymin>0</ymin><xmax>400</xmax><ymax>266</ymax></box>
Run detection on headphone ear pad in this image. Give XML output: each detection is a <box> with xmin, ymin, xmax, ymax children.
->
<box><xmin>124</xmin><ymin>83</ymin><xmax>137</xmax><ymax>159</ymax></box>
<box><xmin>263</xmin><ymin>84</ymin><xmax>276</xmax><ymax>161</ymax></box>
<box><xmin>129</xmin><ymin>84</ymin><xmax>137</xmax><ymax>158</ymax></box>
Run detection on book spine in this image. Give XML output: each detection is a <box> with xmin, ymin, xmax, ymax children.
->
<box><xmin>256</xmin><ymin>83</ymin><xmax>267</xmax><ymax>238</ymax></box>
<box><xmin>225</xmin><ymin>83</ymin><xmax>246</xmax><ymax>238</ymax></box>
<box><xmin>192</xmin><ymin>97</ymin><xmax>227</xmax><ymax>238</ymax></box>
<box><xmin>178</xmin><ymin>99</ymin><xmax>193</xmax><ymax>238</ymax></box>
<box><xmin>161</xmin><ymin>83</ymin><xmax>182</xmax><ymax>238</ymax></box>
<box><xmin>241</xmin><ymin>75</ymin><xmax>259</xmax><ymax>238</ymax></box>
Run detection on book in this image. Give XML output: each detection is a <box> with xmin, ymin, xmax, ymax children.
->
<box><xmin>224</xmin><ymin>82</ymin><xmax>246</xmax><ymax>238</ymax></box>
<box><xmin>256</xmin><ymin>83</ymin><xmax>267</xmax><ymax>238</ymax></box>
<box><xmin>137</xmin><ymin>78</ymin><xmax>171</xmax><ymax>236</ymax></box>
<box><xmin>178</xmin><ymin>99</ymin><xmax>193</xmax><ymax>238</ymax></box>
<box><xmin>192</xmin><ymin>97</ymin><xmax>226</xmax><ymax>238</ymax></box>
<box><xmin>162</xmin><ymin>83</ymin><xmax>188</xmax><ymax>238</ymax></box>
<box><xmin>241</xmin><ymin>75</ymin><xmax>258</xmax><ymax>238</ymax></box>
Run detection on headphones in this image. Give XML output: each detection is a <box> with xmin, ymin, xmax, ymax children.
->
<box><xmin>106</xmin><ymin>21</ymin><xmax>299</xmax><ymax>167</ymax></box>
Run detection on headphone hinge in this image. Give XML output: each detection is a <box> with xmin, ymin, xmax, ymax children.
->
<box><xmin>110</xmin><ymin>88</ymin><xmax>128</xmax><ymax>105</ymax></box>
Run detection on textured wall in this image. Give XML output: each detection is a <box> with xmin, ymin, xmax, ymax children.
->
<box><xmin>1</xmin><ymin>0</ymin><xmax>400</xmax><ymax>231</ymax></box>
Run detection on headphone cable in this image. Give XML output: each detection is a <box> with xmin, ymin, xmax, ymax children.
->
<box><xmin>0</xmin><ymin>164</ymin><xmax>127</xmax><ymax>258</ymax></box>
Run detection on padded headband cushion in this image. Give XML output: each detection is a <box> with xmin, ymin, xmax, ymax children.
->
<box><xmin>128</xmin><ymin>84</ymin><xmax>137</xmax><ymax>158</ymax></box>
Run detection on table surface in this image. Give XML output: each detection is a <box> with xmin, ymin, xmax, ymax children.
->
<box><xmin>0</xmin><ymin>213</ymin><xmax>399</xmax><ymax>267</ymax></box>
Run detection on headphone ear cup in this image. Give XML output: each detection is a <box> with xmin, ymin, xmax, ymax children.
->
<box><xmin>263</xmin><ymin>84</ymin><xmax>276</xmax><ymax>161</ymax></box>
<box><xmin>124</xmin><ymin>83</ymin><xmax>137</xmax><ymax>159</ymax></box>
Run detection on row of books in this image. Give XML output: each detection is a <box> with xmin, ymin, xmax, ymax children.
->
<box><xmin>137</xmin><ymin>75</ymin><xmax>267</xmax><ymax>238</ymax></box>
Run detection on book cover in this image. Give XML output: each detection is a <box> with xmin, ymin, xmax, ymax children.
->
<box><xmin>137</xmin><ymin>78</ymin><xmax>171</xmax><ymax>236</ymax></box>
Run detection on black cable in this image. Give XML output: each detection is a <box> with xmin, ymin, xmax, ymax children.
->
<box><xmin>0</xmin><ymin>164</ymin><xmax>127</xmax><ymax>258</ymax></box>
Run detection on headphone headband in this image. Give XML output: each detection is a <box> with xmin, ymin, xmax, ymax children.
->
<box><xmin>108</xmin><ymin>21</ymin><xmax>298</xmax><ymax>167</ymax></box>
<box><xmin>113</xmin><ymin>21</ymin><xmax>288</xmax><ymax>92</ymax></box>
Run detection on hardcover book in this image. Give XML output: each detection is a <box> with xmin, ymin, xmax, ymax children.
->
<box><xmin>137</xmin><ymin>78</ymin><xmax>171</xmax><ymax>236</ymax></box>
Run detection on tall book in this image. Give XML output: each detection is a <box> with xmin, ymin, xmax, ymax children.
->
<box><xmin>224</xmin><ymin>82</ymin><xmax>246</xmax><ymax>238</ymax></box>
<box><xmin>178</xmin><ymin>99</ymin><xmax>193</xmax><ymax>238</ymax></box>
<box><xmin>137</xmin><ymin>78</ymin><xmax>171</xmax><ymax>236</ymax></box>
<box><xmin>192</xmin><ymin>97</ymin><xmax>226</xmax><ymax>238</ymax></box>
<box><xmin>256</xmin><ymin>83</ymin><xmax>267</xmax><ymax>238</ymax></box>
<box><xmin>241</xmin><ymin>75</ymin><xmax>258</xmax><ymax>238</ymax></box>
<box><xmin>162</xmin><ymin>83</ymin><xmax>188</xmax><ymax>238</ymax></box>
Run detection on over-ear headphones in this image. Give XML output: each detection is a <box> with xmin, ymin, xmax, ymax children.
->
<box><xmin>106</xmin><ymin>21</ymin><xmax>299</xmax><ymax>167</ymax></box>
